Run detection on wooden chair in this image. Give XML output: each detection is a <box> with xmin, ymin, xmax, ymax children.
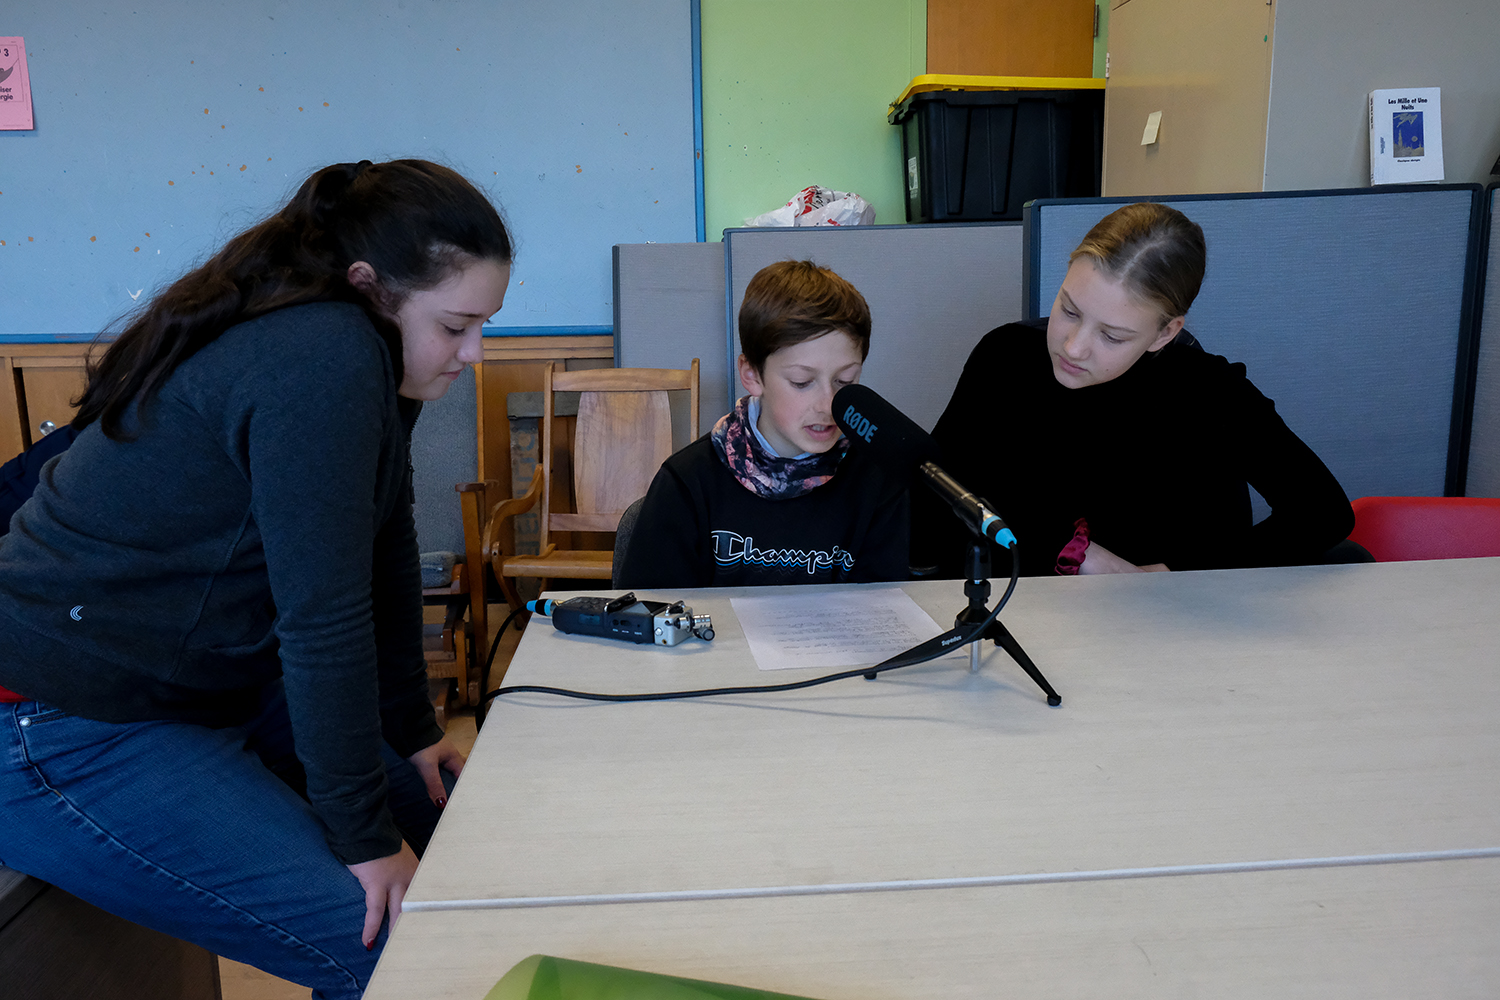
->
<box><xmin>460</xmin><ymin>360</ymin><xmax>699</xmax><ymax>662</ymax></box>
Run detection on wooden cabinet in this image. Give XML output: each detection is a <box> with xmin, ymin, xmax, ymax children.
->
<box><xmin>0</xmin><ymin>343</ymin><xmax>93</xmax><ymax>461</ymax></box>
<box><xmin>0</xmin><ymin>866</ymin><xmax>221</xmax><ymax>1000</ymax></box>
<box><xmin>0</xmin><ymin>335</ymin><xmax>616</xmax><ymax>474</ymax></box>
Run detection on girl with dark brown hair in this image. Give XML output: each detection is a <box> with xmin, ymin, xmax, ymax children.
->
<box><xmin>0</xmin><ymin>158</ymin><xmax>512</xmax><ymax>997</ymax></box>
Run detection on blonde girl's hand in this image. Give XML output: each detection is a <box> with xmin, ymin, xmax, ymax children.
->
<box><xmin>407</xmin><ymin>735</ymin><xmax>466</xmax><ymax>808</ymax></box>
<box><xmin>348</xmin><ymin>841</ymin><xmax>419</xmax><ymax>950</ymax></box>
<box><xmin>1078</xmin><ymin>540</ymin><xmax>1170</xmax><ymax>575</ymax></box>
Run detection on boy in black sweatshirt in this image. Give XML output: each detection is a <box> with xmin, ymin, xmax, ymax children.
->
<box><xmin>618</xmin><ymin>260</ymin><xmax>908</xmax><ymax>589</ymax></box>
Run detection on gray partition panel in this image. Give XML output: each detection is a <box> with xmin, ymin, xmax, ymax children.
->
<box><xmin>410</xmin><ymin>368</ymin><xmax>477</xmax><ymax>556</ymax></box>
<box><xmin>1024</xmin><ymin>188</ymin><xmax>1480</xmax><ymax>509</ymax></box>
<box><xmin>614</xmin><ymin>242</ymin><xmax>728</xmax><ymax>432</ymax></box>
<box><xmin>724</xmin><ymin>224</ymin><xmax>1024</xmax><ymax>432</ymax></box>
<box><xmin>1470</xmin><ymin>185</ymin><xmax>1500</xmax><ymax>498</ymax></box>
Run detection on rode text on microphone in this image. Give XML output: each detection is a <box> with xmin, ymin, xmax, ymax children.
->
<box><xmin>835</xmin><ymin>385</ymin><xmax>1015</xmax><ymax>549</ymax></box>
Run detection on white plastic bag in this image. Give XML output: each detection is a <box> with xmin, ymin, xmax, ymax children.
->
<box><xmin>744</xmin><ymin>185</ymin><xmax>876</xmax><ymax>227</ymax></box>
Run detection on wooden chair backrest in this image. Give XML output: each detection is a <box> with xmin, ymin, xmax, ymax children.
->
<box><xmin>540</xmin><ymin>360</ymin><xmax>699</xmax><ymax>542</ymax></box>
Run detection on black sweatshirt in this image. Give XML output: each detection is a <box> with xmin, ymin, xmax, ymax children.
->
<box><xmin>912</xmin><ymin>320</ymin><xmax>1354</xmax><ymax>577</ymax></box>
<box><xmin>0</xmin><ymin>302</ymin><xmax>441</xmax><ymax>865</ymax></box>
<box><xmin>617</xmin><ymin>436</ymin><xmax>910</xmax><ymax>589</ymax></box>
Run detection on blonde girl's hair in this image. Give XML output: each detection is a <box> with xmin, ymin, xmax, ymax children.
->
<box><xmin>1070</xmin><ymin>202</ymin><xmax>1206</xmax><ymax>328</ymax></box>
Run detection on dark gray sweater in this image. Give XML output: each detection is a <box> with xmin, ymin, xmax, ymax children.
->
<box><xmin>0</xmin><ymin>302</ymin><xmax>441</xmax><ymax>865</ymax></box>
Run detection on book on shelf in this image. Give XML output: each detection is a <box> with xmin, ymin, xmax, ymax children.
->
<box><xmin>1369</xmin><ymin>88</ymin><xmax>1443</xmax><ymax>185</ymax></box>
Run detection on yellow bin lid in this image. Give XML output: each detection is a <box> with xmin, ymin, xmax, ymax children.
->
<box><xmin>891</xmin><ymin>74</ymin><xmax>1105</xmax><ymax>114</ymax></box>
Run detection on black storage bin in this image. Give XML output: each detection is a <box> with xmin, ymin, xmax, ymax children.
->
<box><xmin>891</xmin><ymin>88</ymin><xmax>1104</xmax><ymax>223</ymax></box>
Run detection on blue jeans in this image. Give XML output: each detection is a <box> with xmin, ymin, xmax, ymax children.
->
<box><xmin>0</xmin><ymin>683</ymin><xmax>452</xmax><ymax>1000</ymax></box>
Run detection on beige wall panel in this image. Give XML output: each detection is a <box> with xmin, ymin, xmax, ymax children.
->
<box><xmin>1103</xmin><ymin>0</ymin><xmax>1274</xmax><ymax>196</ymax></box>
<box><xmin>928</xmin><ymin>0</ymin><xmax>1094</xmax><ymax>77</ymax></box>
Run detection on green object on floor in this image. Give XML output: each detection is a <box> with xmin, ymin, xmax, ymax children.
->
<box><xmin>486</xmin><ymin>955</ymin><xmax>825</xmax><ymax>1000</ymax></box>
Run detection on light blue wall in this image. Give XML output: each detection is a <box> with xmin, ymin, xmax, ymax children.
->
<box><xmin>0</xmin><ymin>1</ymin><xmax>698</xmax><ymax>339</ymax></box>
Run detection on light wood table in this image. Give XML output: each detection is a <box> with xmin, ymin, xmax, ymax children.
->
<box><xmin>368</xmin><ymin>558</ymin><xmax>1500</xmax><ymax>998</ymax></box>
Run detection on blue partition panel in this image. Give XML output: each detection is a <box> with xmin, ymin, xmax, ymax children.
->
<box><xmin>723</xmin><ymin>223</ymin><xmax>1024</xmax><ymax>432</ymax></box>
<box><xmin>1468</xmin><ymin>184</ymin><xmax>1500</xmax><ymax>498</ymax></box>
<box><xmin>1023</xmin><ymin>187</ymin><xmax>1483</xmax><ymax>507</ymax></box>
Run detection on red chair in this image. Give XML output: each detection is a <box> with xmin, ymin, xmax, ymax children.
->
<box><xmin>1348</xmin><ymin>496</ymin><xmax>1500</xmax><ymax>561</ymax></box>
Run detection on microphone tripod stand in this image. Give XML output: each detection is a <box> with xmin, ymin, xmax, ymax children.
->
<box><xmin>954</xmin><ymin>538</ymin><xmax>1061</xmax><ymax>706</ymax></box>
<box><xmin>858</xmin><ymin>536</ymin><xmax>1061</xmax><ymax>706</ymax></box>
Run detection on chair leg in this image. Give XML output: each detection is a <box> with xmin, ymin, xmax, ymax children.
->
<box><xmin>427</xmin><ymin>677</ymin><xmax>455</xmax><ymax>730</ymax></box>
<box><xmin>497</xmin><ymin>572</ymin><xmax>525</xmax><ymax>614</ymax></box>
<box><xmin>455</xmin><ymin>621</ymin><xmax>474</xmax><ymax>707</ymax></box>
<box><xmin>436</xmin><ymin>602</ymin><xmax>471</xmax><ymax>707</ymax></box>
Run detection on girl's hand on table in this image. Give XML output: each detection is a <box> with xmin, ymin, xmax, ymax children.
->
<box><xmin>347</xmin><ymin>735</ymin><xmax>468</xmax><ymax>950</ymax></box>
<box><xmin>348</xmin><ymin>842</ymin><xmax>419</xmax><ymax>949</ymax></box>
<box><xmin>408</xmin><ymin>736</ymin><xmax>466</xmax><ymax>808</ymax></box>
<box><xmin>1079</xmin><ymin>540</ymin><xmax>1170</xmax><ymax>575</ymax></box>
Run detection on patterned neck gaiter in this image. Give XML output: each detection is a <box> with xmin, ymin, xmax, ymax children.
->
<box><xmin>710</xmin><ymin>395</ymin><xmax>848</xmax><ymax>500</ymax></box>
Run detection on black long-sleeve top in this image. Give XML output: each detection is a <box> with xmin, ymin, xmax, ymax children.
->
<box><xmin>618</xmin><ymin>436</ymin><xmax>910</xmax><ymax>589</ymax></box>
<box><xmin>912</xmin><ymin>320</ymin><xmax>1354</xmax><ymax>577</ymax></box>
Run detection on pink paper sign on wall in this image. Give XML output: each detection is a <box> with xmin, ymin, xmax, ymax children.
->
<box><xmin>0</xmin><ymin>37</ymin><xmax>34</xmax><ymax>130</ymax></box>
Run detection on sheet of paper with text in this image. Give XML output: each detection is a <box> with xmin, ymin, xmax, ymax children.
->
<box><xmin>731</xmin><ymin>587</ymin><xmax>945</xmax><ymax>671</ymax></box>
<box><xmin>0</xmin><ymin>38</ymin><xmax>34</xmax><ymax>131</ymax></box>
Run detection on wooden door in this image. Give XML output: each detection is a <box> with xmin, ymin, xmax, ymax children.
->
<box><xmin>928</xmin><ymin>0</ymin><xmax>1095</xmax><ymax>78</ymax></box>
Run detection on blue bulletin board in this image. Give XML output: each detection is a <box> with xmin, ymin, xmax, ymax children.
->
<box><xmin>0</xmin><ymin>0</ymin><xmax>699</xmax><ymax>340</ymax></box>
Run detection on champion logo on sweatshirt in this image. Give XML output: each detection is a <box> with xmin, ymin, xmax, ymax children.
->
<box><xmin>711</xmin><ymin>530</ymin><xmax>855</xmax><ymax>575</ymax></box>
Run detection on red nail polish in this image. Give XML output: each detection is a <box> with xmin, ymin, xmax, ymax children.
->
<box><xmin>435</xmin><ymin>796</ymin><xmax>446</xmax><ymax>808</ymax></box>
<box><xmin>366</xmin><ymin>940</ymin><xmax>374</xmax><ymax>951</ymax></box>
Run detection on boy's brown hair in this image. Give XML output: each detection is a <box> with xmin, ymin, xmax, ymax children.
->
<box><xmin>738</xmin><ymin>260</ymin><xmax>871</xmax><ymax>372</ymax></box>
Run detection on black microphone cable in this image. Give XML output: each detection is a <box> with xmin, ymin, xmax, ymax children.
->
<box><xmin>477</xmin><ymin>543</ymin><xmax>1022</xmax><ymax>709</ymax></box>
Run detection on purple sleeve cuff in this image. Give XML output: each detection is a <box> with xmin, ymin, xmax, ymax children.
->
<box><xmin>1055</xmin><ymin>518</ymin><xmax>1090</xmax><ymax>576</ymax></box>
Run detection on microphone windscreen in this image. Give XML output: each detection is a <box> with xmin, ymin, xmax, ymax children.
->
<box><xmin>832</xmin><ymin>384</ymin><xmax>938</xmax><ymax>480</ymax></box>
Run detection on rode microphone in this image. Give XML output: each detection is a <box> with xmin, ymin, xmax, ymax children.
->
<box><xmin>833</xmin><ymin>384</ymin><xmax>1016</xmax><ymax>549</ymax></box>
